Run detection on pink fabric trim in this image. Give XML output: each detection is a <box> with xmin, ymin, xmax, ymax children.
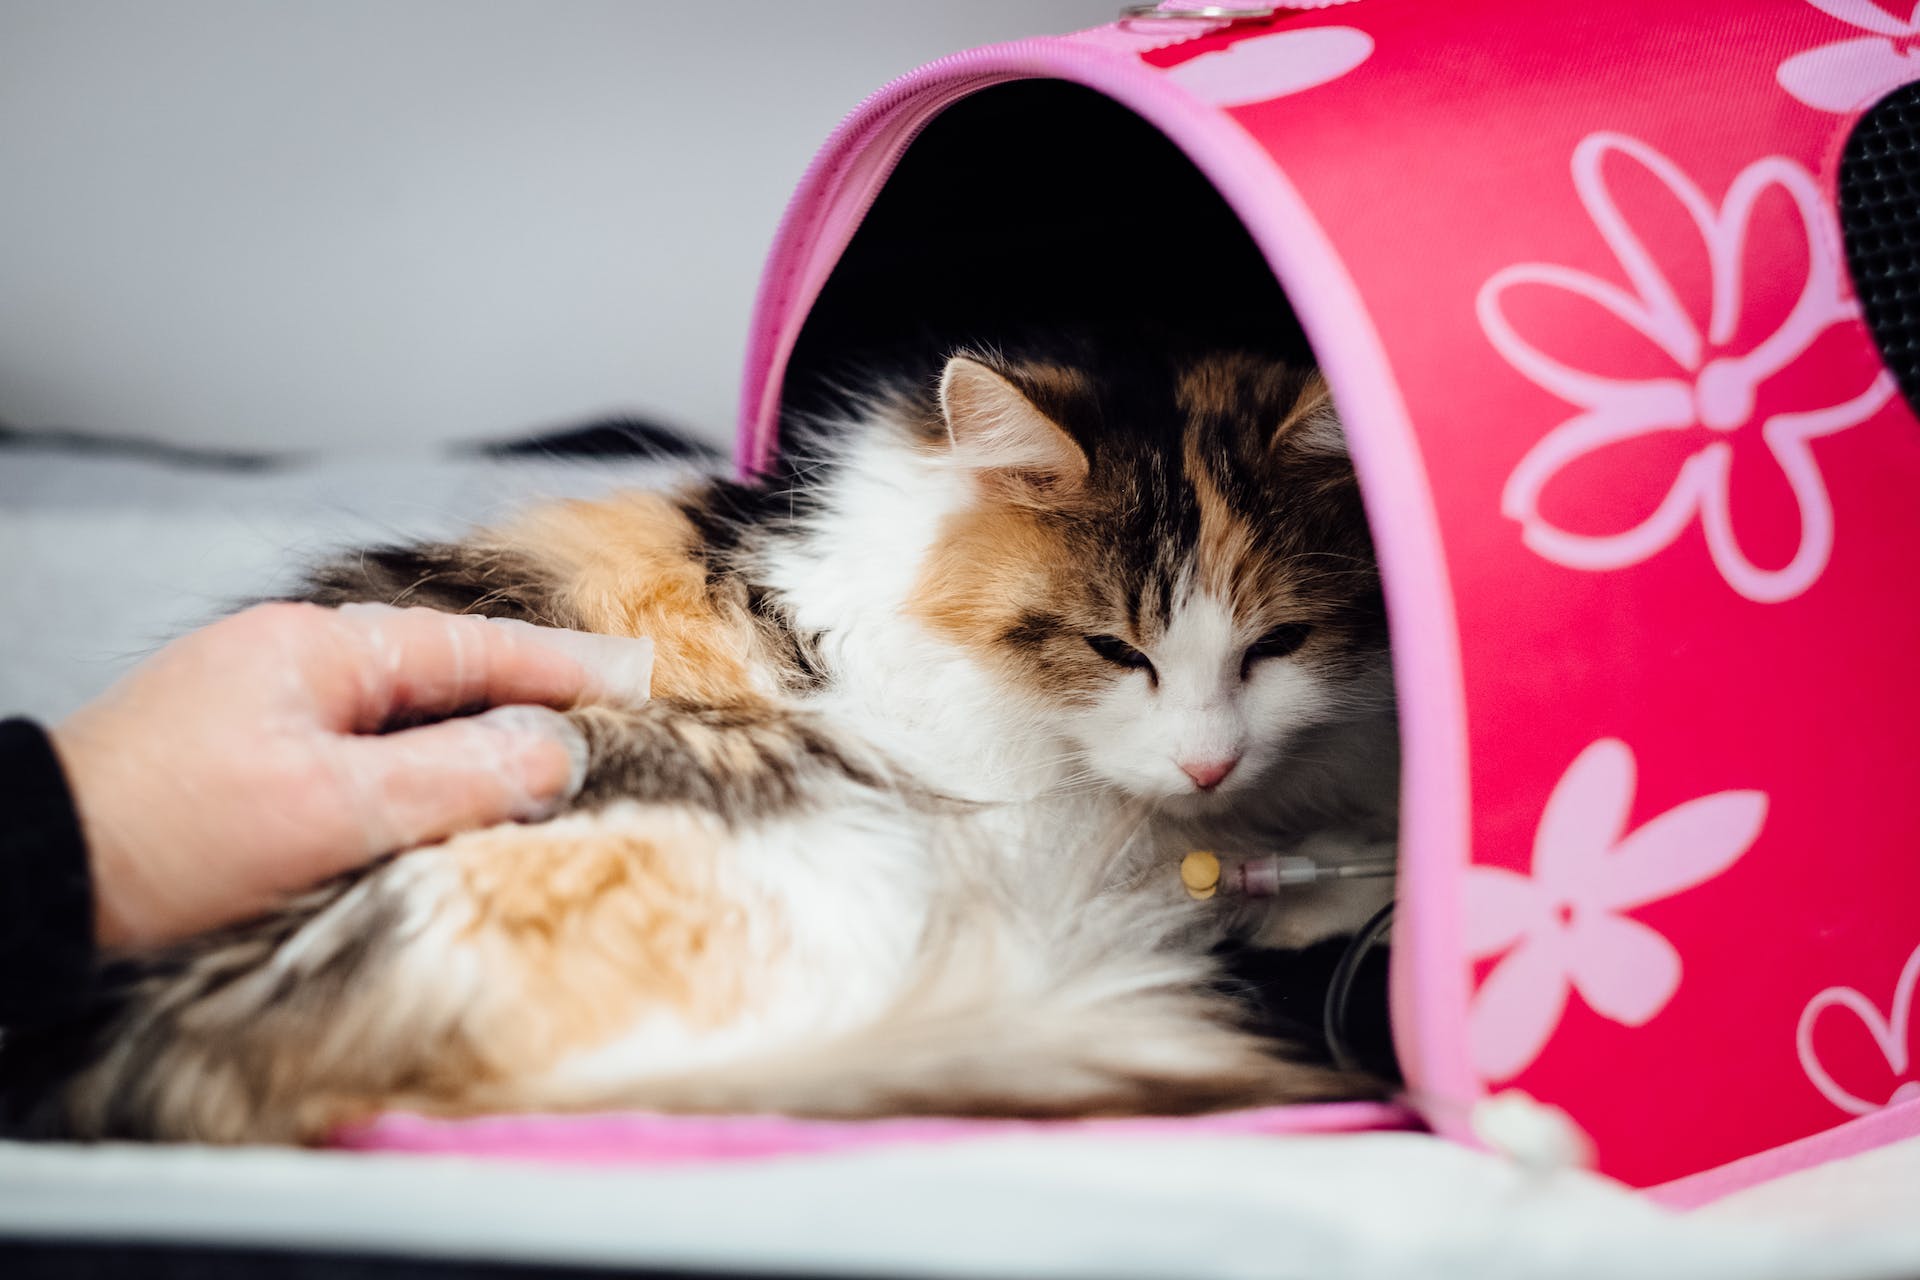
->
<box><xmin>736</xmin><ymin>63</ymin><xmax>1016</xmax><ymax>478</ymax></box>
<box><xmin>337</xmin><ymin>1102</ymin><xmax>1422</xmax><ymax>1166</ymax></box>
<box><xmin>1650</xmin><ymin>1094</ymin><xmax>1920</xmax><ymax>1209</ymax></box>
<box><xmin>733</xmin><ymin>31</ymin><xmax>1481</xmax><ymax>1140</ymax></box>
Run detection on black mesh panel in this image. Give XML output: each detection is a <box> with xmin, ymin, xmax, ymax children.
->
<box><xmin>1841</xmin><ymin>81</ymin><xmax>1920</xmax><ymax>415</ymax></box>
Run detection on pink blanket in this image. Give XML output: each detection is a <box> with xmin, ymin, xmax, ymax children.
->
<box><xmin>336</xmin><ymin>1101</ymin><xmax>1421</xmax><ymax>1165</ymax></box>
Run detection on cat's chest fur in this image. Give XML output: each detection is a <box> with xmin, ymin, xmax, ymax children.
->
<box><xmin>758</xmin><ymin>438</ymin><xmax>1161</xmax><ymax>865</ymax></box>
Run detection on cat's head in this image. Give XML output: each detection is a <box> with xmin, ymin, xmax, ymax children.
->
<box><xmin>909</xmin><ymin>343</ymin><xmax>1388</xmax><ymax>808</ymax></box>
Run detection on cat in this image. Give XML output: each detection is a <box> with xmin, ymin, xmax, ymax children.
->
<box><xmin>0</xmin><ymin>337</ymin><xmax>1400</xmax><ymax>1144</ymax></box>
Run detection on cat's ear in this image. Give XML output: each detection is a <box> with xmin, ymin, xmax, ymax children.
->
<box><xmin>937</xmin><ymin>356</ymin><xmax>1088</xmax><ymax>498</ymax></box>
<box><xmin>1271</xmin><ymin>371</ymin><xmax>1347</xmax><ymax>457</ymax></box>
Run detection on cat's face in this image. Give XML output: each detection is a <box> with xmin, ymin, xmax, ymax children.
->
<box><xmin>912</xmin><ymin>346</ymin><xmax>1387</xmax><ymax>808</ymax></box>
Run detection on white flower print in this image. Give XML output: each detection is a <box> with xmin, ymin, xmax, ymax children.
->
<box><xmin>1466</xmin><ymin>738</ymin><xmax>1767</xmax><ymax>1083</ymax></box>
<box><xmin>1478</xmin><ymin>132</ymin><xmax>1896</xmax><ymax>604</ymax></box>
<box><xmin>1797</xmin><ymin>941</ymin><xmax>1920</xmax><ymax>1117</ymax></box>
<box><xmin>1778</xmin><ymin>0</ymin><xmax>1920</xmax><ymax>113</ymax></box>
<box><xmin>1162</xmin><ymin>26</ymin><xmax>1373</xmax><ymax>108</ymax></box>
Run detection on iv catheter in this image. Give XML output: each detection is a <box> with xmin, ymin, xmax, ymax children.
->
<box><xmin>1179</xmin><ymin>850</ymin><xmax>1397</xmax><ymax>900</ymax></box>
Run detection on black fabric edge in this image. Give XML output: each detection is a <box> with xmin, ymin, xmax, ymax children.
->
<box><xmin>0</xmin><ymin>417</ymin><xmax>716</xmax><ymax>473</ymax></box>
<box><xmin>0</xmin><ymin>719</ymin><xmax>96</xmax><ymax>1026</ymax></box>
<box><xmin>0</xmin><ymin>1238</ymin><xmax>920</xmax><ymax>1280</ymax></box>
<box><xmin>1838</xmin><ymin>79</ymin><xmax>1920</xmax><ymax>418</ymax></box>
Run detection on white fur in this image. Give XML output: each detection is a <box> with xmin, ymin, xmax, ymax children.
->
<box><xmin>1069</xmin><ymin>582</ymin><xmax>1334</xmax><ymax>806</ymax></box>
<box><xmin>762</xmin><ymin>425</ymin><xmax>1081</xmax><ymax>809</ymax></box>
<box><xmin>543</xmin><ymin>800</ymin><xmax>939</xmax><ymax>1091</ymax></box>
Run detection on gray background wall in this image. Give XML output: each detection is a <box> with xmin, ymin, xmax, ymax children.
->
<box><xmin>0</xmin><ymin>1</ymin><xmax>1117</xmax><ymax>455</ymax></box>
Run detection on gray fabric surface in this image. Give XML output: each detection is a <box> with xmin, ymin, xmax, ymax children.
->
<box><xmin>0</xmin><ymin>445</ymin><xmax>700</xmax><ymax>721</ymax></box>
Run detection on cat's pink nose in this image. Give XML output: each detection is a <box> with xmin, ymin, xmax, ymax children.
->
<box><xmin>1179</xmin><ymin>756</ymin><xmax>1240</xmax><ymax>791</ymax></box>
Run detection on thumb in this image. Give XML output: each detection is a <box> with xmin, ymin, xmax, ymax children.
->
<box><xmin>331</xmin><ymin>705</ymin><xmax>591</xmax><ymax>862</ymax></box>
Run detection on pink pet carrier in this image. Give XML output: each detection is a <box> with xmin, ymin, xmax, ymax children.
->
<box><xmin>343</xmin><ymin>0</ymin><xmax>1920</xmax><ymax>1201</ymax></box>
<box><xmin>727</xmin><ymin>0</ymin><xmax>1920</xmax><ymax>1197</ymax></box>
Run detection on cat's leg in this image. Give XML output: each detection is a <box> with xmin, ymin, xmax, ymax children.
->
<box><xmin>564</xmin><ymin>700</ymin><xmax>916</xmax><ymax>822</ymax></box>
<box><xmin>296</xmin><ymin>487</ymin><xmax>794</xmax><ymax>707</ymax></box>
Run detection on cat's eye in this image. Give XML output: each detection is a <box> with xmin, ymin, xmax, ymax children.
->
<box><xmin>1085</xmin><ymin>633</ymin><xmax>1156</xmax><ymax>679</ymax></box>
<box><xmin>1241</xmin><ymin>623</ymin><xmax>1312</xmax><ymax>678</ymax></box>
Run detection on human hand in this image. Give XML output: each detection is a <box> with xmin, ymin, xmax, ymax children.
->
<box><xmin>52</xmin><ymin>602</ymin><xmax>653</xmax><ymax>950</ymax></box>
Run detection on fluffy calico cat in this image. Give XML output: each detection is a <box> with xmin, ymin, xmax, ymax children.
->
<box><xmin>0</xmin><ymin>339</ymin><xmax>1398</xmax><ymax>1143</ymax></box>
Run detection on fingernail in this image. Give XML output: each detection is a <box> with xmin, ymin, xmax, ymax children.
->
<box><xmin>488</xmin><ymin>618</ymin><xmax>655</xmax><ymax>708</ymax></box>
<box><xmin>574</xmin><ymin>633</ymin><xmax>655</xmax><ymax>707</ymax></box>
<box><xmin>470</xmin><ymin>704</ymin><xmax>590</xmax><ymax>818</ymax></box>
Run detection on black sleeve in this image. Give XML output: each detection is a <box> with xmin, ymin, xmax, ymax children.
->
<box><xmin>0</xmin><ymin>718</ymin><xmax>96</xmax><ymax>1025</ymax></box>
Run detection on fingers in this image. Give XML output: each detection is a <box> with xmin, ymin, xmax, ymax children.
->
<box><xmin>330</xmin><ymin>704</ymin><xmax>591</xmax><ymax>862</ymax></box>
<box><xmin>483</xmin><ymin>616</ymin><xmax>655</xmax><ymax>709</ymax></box>
<box><xmin>326</xmin><ymin>603</ymin><xmax>653</xmax><ymax>731</ymax></box>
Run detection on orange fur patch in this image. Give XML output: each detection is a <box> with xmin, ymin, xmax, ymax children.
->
<box><xmin>494</xmin><ymin>491</ymin><xmax>767</xmax><ymax>705</ymax></box>
<box><xmin>906</xmin><ymin>499</ymin><xmax>1108</xmax><ymax>700</ymax></box>
<box><xmin>911</xmin><ymin>502</ymin><xmax>1056</xmax><ymax>648</ymax></box>
<box><xmin>1184</xmin><ymin>430</ymin><xmax>1266</xmax><ymax>613</ymax></box>
<box><xmin>446</xmin><ymin>808</ymin><xmax>763</xmax><ymax>1077</ymax></box>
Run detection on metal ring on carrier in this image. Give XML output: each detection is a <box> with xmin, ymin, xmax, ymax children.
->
<box><xmin>1117</xmin><ymin>4</ymin><xmax>1284</xmax><ymax>22</ymax></box>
